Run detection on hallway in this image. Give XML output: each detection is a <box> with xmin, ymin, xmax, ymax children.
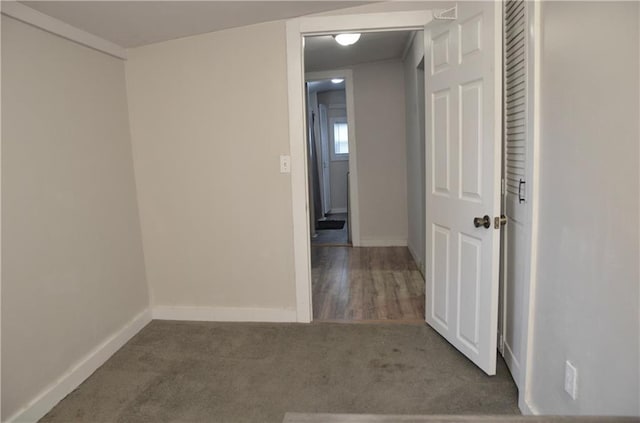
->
<box><xmin>311</xmin><ymin>213</ymin><xmax>350</xmax><ymax>246</ymax></box>
<box><xmin>312</xmin><ymin>246</ymin><xmax>425</xmax><ymax>322</ymax></box>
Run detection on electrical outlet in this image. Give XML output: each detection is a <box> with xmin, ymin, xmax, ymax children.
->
<box><xmin>564</xmin><ymin>360</ymin><xmax>578</xmax><ymax>400</ymax></box>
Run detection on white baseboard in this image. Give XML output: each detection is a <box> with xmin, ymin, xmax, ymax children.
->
<box><xmin>152</xmin><ymin>306</ymin><xmax>297</xmax><ymax>322</ymax></box>
<box><xmin>502</xmin><ymin>341</ymin><xmax>522</xmax><ymax>388</ymax></box>
<box><xmin>407</xmin><ymin>243</ymin><xmax>425</xmax><ymax>276</ymax></box>
<box><xmin>329</xmin><ymin>207</ymin><xmax>347</xmax><ymax>214</ymax></box>
<box><xmin>359</xmin><ymin>239</ymin><xmax>408</xmax><ymax>247</ymax></box>
<box><xmin>6</xmin><ymin>309</ymin><xmax>152</xmax><ymax>423</ymax></box>
<box><xmin>519</xmin><ymin>396</ymin><xmax>539</xmax><ymax>415</ymax></box>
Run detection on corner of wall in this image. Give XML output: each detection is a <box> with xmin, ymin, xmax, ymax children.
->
<box><xmin>5</xmin><ymin>309</ymin><xmax>152</xmax><ymax>423</ymax></box>
<box><xmin>519</xmin><ymin>396</ymin><xmax>539</xmax><ymax>416</ymax></box>
<box><xmin>121</xmin><ymin>54</ymin><xmax>153</xmax><ymax>311</ymax></box>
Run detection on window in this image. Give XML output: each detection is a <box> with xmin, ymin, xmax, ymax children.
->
<box><xmin>333</xmin><ymin>122</ymin><xmax>349</xmax><ymax>155</ymax></box>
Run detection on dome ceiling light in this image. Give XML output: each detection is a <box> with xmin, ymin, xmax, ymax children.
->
<box><xmin>334</xmin><ymin>33</ymin><xmax>361</xmax><ymax>46</ymax></box>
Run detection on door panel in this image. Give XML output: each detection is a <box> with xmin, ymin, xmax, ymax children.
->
<box><xmin>425</xmin><ymin>1</ymin><xmax>501</xmax><ymax>375</ymax></box>
<box><xmin>458</xmin><ymin>233</ymin><xmax>481</xmax><ymax>351</ymax></box>
<box><xmin>432</xmin><ymin>90</ymin><xmax>451</xmax><ymax>195</ymax></box>
<box><xmin>432</xmin><ymin>224</ymin><xmax>450</xmax><ymax>328</ymax></box>
<box><xmin>459</xmin><ymin>80</ymin><xmax>483</xmax><ymax>201</ymax></box>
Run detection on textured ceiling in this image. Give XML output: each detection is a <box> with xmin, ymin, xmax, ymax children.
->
<box><xmin>21</xmin><ymin>1</ymin><xmax>373</xmax><ymax>47</ymax></box>
<box><xmin>304</xmin><ymin>30</ymin><xmax>413</xmax><ymax>72</ymax></box>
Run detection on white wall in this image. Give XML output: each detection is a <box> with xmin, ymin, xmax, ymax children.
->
<box><xmin>527</xmin><ymin>1</ymin><xmax>639</xmax><ymax>415</ymax></box>
<box><xmin>403</xmin><ymin>32</ymin><xmax>426</xmax><ymax>270</ymax></box>
<box><xmin>1</xmin><ymin>16</ymin><xmax>149</xmax><ymax>420</ymax></box>
<box><xmin>316</xmin><ymin>89</ymin><xmax>345</xmax><ymax>106</ymax></box>
<box><xmin>352</xmin><ymin>60</ymin><xmax>408</xmax><ymax>246</ymax></box>
<box><xmin>125</xmin><ymin>21</ymin><xmax>297</xmax><ymax>315</ymax></box>
<box><xmin>126</xmin><ymin>17</ymin><xmax>409</xmax><ymax>315</ymax></box>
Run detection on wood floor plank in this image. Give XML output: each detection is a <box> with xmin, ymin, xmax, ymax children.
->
<box><xmin>312</xmin><ymin>246</ymin><xmax>426</xmax><ymax>322</ymax></box>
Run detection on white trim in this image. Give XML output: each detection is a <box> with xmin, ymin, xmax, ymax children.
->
<box><xmin>152</xmin><ymin>306</ymin><xmax>297</xmax><ymax>322</ymax></box>
<box><xmin>359</xmin><ymin>239</ymin><xmax>408</xmax><ymax>247</ymax></box>
<box><xmin>408</xmin><ymin>243</ymin><xmax>419</xmax><ymax>264</ymax></box>
<box><xmin>407</xmin><ymin>242</ymin><xmax>425</xmax><ymax>277</ymax></box>
<box><xmin>288</xmin><ymin>10</ymin><xmax>433</xmax><ymax>323</ymax></box>
<box><xmin>329</xmin><ymin>207</ymin><xmax>348</xmax><ymax>214</ymax></box>
<box><xmin>298</xmin><ymin>10</ymin><xmax>430</xmax><ymax>35</ymax></box>
<box><xmin>519</xmin><ymin>0</ymin><xmax>542</xmax><ymax>415</ymax></box>
<box><xmin>287</xmin><ymin>18</ymin><xmax>313</xmax><ymax>323</ymax></box>
<box><xmin>519</xmin><ymin>397</ymin><xmax>540</xmax><ymax>416</ymax></box>
<box><xmin>490</xmin><ymin>0</ymin><xmax>505</xmax><ymax>376</ymax></box>
<box><xmin>6</xmin><ymin>309</ymin><xmax>151</xmax><ymax>423</ymax></box>
<box><xmin>0</xmin><ymin>2</ymin><xmax>127</xmax><ymax>60</ymax></box>
<box><xmin>502</xmin><ymin>340</ymin><xmax>520</xmax><ymax>383</ymax></box>
<box><xmin>1</xmin><ymin>12</ymin><xmax>3</xmax><ymax>421</ymax></box>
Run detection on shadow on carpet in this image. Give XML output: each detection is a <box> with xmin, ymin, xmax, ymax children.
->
<box><xmin>40</xmin><ymin>321</ymin><xmax>520</xmax><ymax>423</ymax></box>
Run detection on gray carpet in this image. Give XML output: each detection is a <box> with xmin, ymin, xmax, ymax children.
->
<box><xmin>283</xmin><ymin>414</ymin><xmax>639</xmax><ymax>423</ymax></box>
<box><xmin>40</xmin><ymin>321</ymin><xmax>520</xmax><ymax>423</ymax></box>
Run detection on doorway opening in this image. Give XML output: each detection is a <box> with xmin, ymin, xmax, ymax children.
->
<box><xmin>306</xmin><ymin>77</ymin><xmax>351</xmax><ymax>247</ymax></box>
<box><xmin>303</xmin><ymin>30</ymin><xmax>426</xmax><ymax>323</ymax></box>
<box><xmin>288</xmin><ymin>3</ymin><xmax>504</xmax><ymax>376</ymax></box>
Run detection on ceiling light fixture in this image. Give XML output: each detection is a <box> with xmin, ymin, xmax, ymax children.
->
<box><xmin>334</xmin><ymin>33</ymin><xmax>361</xmax><ymax>46</ymax></box>
<box><xmin>331</xmin><ymin>78</ymin><xmax>344</xmax><ymax>84</ymax></box>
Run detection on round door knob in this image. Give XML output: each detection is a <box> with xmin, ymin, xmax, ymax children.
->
<box><xmin>473</xmin><ymin>215</ymin><xmax>491</xmax><ymax>229</ymax></box>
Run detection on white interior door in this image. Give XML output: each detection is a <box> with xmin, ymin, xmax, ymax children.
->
<box><xmin>425</xmin><ymin>2</ymin><xmax>502</xmax><ymax>375</ymax></box>
<box><xmin>319</xmin><ymin>104</ymin><xmax>331</xmax><ymax>216</ymax></box>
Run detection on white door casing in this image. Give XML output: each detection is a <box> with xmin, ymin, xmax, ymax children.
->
<box><xmin>502</xmin><ymin>0</ymin><xmax>529</xmax><ymax>387</ymax></box>
<box><xmin>288</xmin><ymin>11</ymin><xmax>431</xmax><ymax>323</ymax></box>
<box><xmin>424</xmin><ymin>2</ymin><xmax>503</xmax><ymax>375</ymax></box>
<box><xmin>500</xmin><ymin>0</ymin><xmax>540</xmax><ymax>401</ymax></box>
<box><xmin>289</xmin><ymin>10</ymin><xmax>504</xmax><ymax>375</ymax></box>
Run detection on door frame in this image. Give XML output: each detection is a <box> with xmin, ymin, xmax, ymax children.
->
<box><xmin>306</xmin><ymin>70</ymin><xmax>357</xmax><ymax>221</ymax></box>
<box><xmin>287</xmin><ymin>4</ymin><xmax>540</xmax><ymax>414</ymax></box>
<box><xmin>496</xmin><ymin>0</ymin><xmax>541</xmax><ymax>414</ymax></box>
<box><xmin>516</xmin><ymin>0</ymin><xmax>541</xmax><ymax>414</ymax></box>
<box><xmin>286</xmin><ymin>10</ymin><xmax>432</xmax><ymax>323</ymax></box>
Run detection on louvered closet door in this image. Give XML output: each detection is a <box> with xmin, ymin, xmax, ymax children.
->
<box><xmin>502</xmin><ymin>0</ymin><xmax>531</xmax><ymax>388</ymax></box>
<box><xmin>505</xmin><ymin>0</ymin><xmax>527</xmax><ymax>200</ymax></box>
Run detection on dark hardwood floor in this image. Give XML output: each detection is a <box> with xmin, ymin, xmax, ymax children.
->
<box><xmin>311</xmin><ymin>246</ymin><xmax>425</xmax><ymax>322</ymax></box>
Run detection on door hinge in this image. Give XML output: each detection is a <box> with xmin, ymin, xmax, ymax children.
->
<box><xmin>433</xmin><ymin>6</ymin><xmax>457</xmax><ymax>20</ymax></box>
<box><xmin>501</xmin><ymin>178</ymin><xmax>505</xmax><ymax>195</ymax></box>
